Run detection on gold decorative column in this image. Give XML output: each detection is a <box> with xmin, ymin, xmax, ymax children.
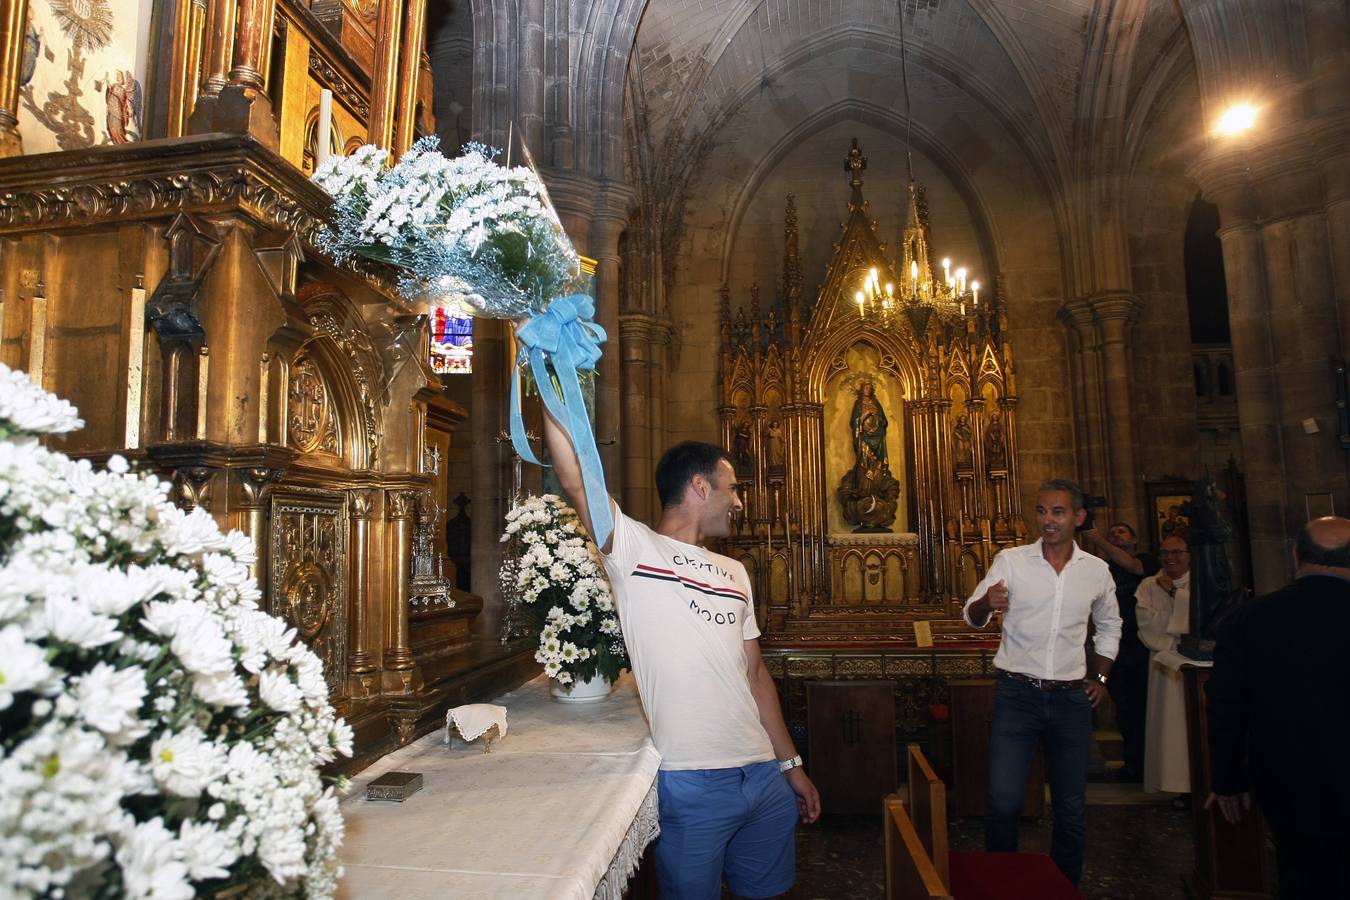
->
<box><xmin>187</xmin><ymin>0</ymin><xmax>235</xmax><ymax>132</ymax></box>
<box><xmin>214</xmin><ymin>0</ymin><xmax>279</xmax><ymax>149</ymax></box>
<box><xmin>393</xmin><ymin>0</ymin><xmax>428</xmax><ymax>155</ymax></box>
<box><xmin>382</xmin><ymin>488</ymin><xmax>418</xmax><ymax>691</ymax></box>
<box><xmin>367</xmin><ymin>0</ymin><xmax>403</xmax><ymax>151</ymax></box>
<box><xmin>0</xmin><ymin>0</ymin><xmax>29</xmax><ymax>157</ymax></box>
<box><xmin>348</xmin><ymin>489</ymin><xmax>378</xmax><ymax>695</ymax></box>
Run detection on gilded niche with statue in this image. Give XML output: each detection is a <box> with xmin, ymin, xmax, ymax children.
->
<box><xmin>718</xmin><ymin>140</ymin><xmax>1027</xmax><ymax>643</ymax></box>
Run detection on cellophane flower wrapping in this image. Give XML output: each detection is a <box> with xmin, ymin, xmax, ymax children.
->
<box><xmin>311</xmin><ymin>139</ymin><xmax>585</xmax><ymax>319</ymax></box>
<box><xmin>0</xmin><ymin>364</ymin><xmax>352</xmax><ymax>898</ymax></box>
<box><xmin>499</xmin><ymin>494</ymin><xmax>628</xmax><ymax>685</ymax></box>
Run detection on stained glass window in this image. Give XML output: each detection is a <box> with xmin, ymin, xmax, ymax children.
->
<box><xmin>430</xmin><ymin>308</ymin><xmax>473</xmax><ymax>374</ymax></box>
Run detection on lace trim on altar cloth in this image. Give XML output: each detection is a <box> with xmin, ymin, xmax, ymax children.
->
<box><xmin>592</xmin><ymin>781</ymin><xmax>660</xmax><ymax>900</ymax></box>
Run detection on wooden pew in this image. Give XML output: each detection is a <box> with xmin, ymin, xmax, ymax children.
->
<box><xmin>883</xmin><ymin>793</ymin><xmax>954</xmax><ymax>900</ymax></box>
<box><xmin>903</xmin><ymin>744</ymin><xmax>1084</xmax><ymax>900</ymax></box>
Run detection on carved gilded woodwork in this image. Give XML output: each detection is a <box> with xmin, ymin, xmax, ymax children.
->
<box><xmin>719</xmin><ymin>160</ymin><xmax>1026</xmax><ymax>644</ymax></box>
<box><xmin>288</xmin><ymin>356</ymin><xmax>340</xmax><ymax>455</ymax></box>
<box><xmin>0</xmin><ymin>136</ymin><xmax>488</xmax><ymax>764</ymax></box>
<box><xmin>270</xmin><ymin>491</ymin><xmax>349</xmax><ymax>696</ymax></box>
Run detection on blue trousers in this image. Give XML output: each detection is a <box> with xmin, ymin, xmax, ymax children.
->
<box><xmin>985</xmin><ymin>675</ymin><xmax>1094</xmax><ymax>883</ymax></box>
<box><xmin>654</xmin><ymin>761</ymin><xmax>798</xmax><ymax>899</ymax></box>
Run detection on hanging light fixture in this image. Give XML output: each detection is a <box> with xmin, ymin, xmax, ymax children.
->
<box><xmin>855</xmin><ymin>1</ymin><xmax>980</xmax><ymax>340</ymax></box>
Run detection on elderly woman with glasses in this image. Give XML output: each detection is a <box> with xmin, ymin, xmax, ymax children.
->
<box><xmin>1136</xmin><ymin>535</ymin><xmax>1194</xmax><ymax>805</ymax></box>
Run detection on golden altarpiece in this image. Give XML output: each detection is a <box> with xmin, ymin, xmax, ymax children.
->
<box><xmin>720</xmin><ymin>144</ymin><xmax>1028</xmax><ymax>739</ymax></box>
<box><xmin>0</xmin><ymin>0</ymin><xmax>531</xmax><ymax>768</ymax></box>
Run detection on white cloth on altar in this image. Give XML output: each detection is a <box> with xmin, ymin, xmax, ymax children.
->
<box><xmin>445</xmin><ymin>703</ymin><xmax>508</xmax><ymax>745</ymax></box>
<box><xmin>338</xmin><ymin>673</ymin><xmax>660</xmax><ymax>900</ymax></box>
<box><xmin>1137</xmin><ymin>571</ymin><xmax>1192</xmax><ymax>794</ymax></box>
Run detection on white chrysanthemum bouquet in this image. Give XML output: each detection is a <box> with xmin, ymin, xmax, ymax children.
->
<box><xmin>0</xmin><ymin>364</ymin><xmax>352</xmax><ymax>898</ymax></box>
<box><xmin>499</xmin><ymin>495</ymin><xmax>627</xmax><ymax>686</ymax></box>
<box><xmin>312</xmin><ymin>138</ymin><xmax>583</xmax><ymax>319</ymax></box>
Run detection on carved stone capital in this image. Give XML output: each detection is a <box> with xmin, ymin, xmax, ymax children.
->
<box><xmin>233</xmin><ymin>466</ymin><xmax>283</xmax><ymax>508</ymax></box>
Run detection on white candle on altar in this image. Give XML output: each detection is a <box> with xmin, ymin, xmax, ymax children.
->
<box><xmin>316</xmin><ymin>89</ymin><xmax>333</xmax><ymax>166</ymax></box>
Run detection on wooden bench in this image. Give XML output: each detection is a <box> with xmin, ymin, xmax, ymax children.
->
<box><xmin>891</xmin><ymin>744</ymin><xmax>1084</xmax><ymax>900</ymax></box>
<box><xmin>883</xmin><ymin>793</ymin><xmax>954</xmax><ymax>900</ymax></box>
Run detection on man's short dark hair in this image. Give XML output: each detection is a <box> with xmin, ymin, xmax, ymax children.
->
<box><xmin>1110</xmin><ymin>521</ymin><xmax>1137</xmax><ymax>538</ymax></box>
<box><xmin>1295</xmin><ymin>523</ymin><xmax>1350</xmax><ymax>568</ymax></box>
<box><xmin>655</xmin><ymin>441</ymin><xmax>735</xmax><ymax>509</ymax></box>
<box><xmin>1037</xmin><ymin>479</ymin><xmax>1085</xmax><ymax>511</ymax></box>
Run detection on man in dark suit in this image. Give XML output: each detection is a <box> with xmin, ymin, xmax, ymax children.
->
<box><xmin>1205</xmin><ymin>516</ymin><xmax>1350</xmax><ymax>899</ymax></box>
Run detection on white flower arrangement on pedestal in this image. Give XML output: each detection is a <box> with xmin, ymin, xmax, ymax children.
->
<box><xmin>499</xmin><ymin>495</ymin><xmax>628</xmax><ymax>686</ymax></box>
<box><xmin>0</xmin><ymin>364</ymin><xmax>352</xmax><ymax>898</ymax></box>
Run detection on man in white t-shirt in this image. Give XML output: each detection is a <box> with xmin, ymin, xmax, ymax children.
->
<box><xmin>541</xmin><ymin>408</ymin><xmax>821</xmax><ymax>900</ymax></box>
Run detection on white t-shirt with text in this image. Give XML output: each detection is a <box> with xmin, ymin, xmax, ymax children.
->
<box><xmin>601</xmin><ymin>506</ymin><xmax>775</xmax><ymax>771</ymax></box>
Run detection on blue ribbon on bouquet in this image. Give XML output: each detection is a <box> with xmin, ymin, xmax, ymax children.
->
<box><xmin>510</xmin><ymin>294</ymin><xmax>613</xmax><ymax>548</ymax></box>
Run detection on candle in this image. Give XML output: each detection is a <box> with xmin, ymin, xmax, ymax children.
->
<box><xmin>972</xmin><ymin>280</ymin><xmax>980</xmax><ymax>306</ymax></box>
<box><xmin>942</xmin><ymin>257</ymin><xmax>951</xmax><ymax>281</ymax></box>
<box><xmin>910</xmin><ymin>260</ymin><xmax>918</xmax><ymax>283</ymax></box>
<box><xmin>316</xmin><ymin>89</ymin><xmax>333</xmax><ymax>167</ymax></box>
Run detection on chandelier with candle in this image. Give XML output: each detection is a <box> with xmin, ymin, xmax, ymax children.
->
<box><xmin>854</xmin><ymin>183</ymin><xmax>980</xmax><ymax>339</ymax></box>
<box><xmin>853</xmin><ymin>2</ymin><xmax>982</xmax><ymax>340</ymax></box>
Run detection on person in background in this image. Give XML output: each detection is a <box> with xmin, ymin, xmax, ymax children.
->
<box><xmin>1135</xmin><ymin>536</ymin><xmax>1193</xmax><ymax>806</ymax></box>
<box><xmin>1081</xmin><ymin>522</ymin><xmax>1160</xmax><ymax>782</ymax></box>
<box><xmin>1206</xmin><ymin>517</ymin><xmax>1350</xmax><ymax>899</ymax></box>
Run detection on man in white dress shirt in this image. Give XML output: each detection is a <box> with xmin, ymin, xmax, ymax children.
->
<box><xmin>964</xmin><ymin>479</ymin><xmax>1122</xmax><ymax>884</ymax></box>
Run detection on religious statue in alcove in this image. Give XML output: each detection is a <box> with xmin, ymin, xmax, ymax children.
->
<box><xmin>732</xmin><ymin>419</ymin><xmax>754</xmax><ymax>472</ymax></box>
<box><xmin>953</xmin><ymin>413</ymin><xmax>975</xmax><ymax>472</ymax></box>
<box><xmin>764</xmin><ymin>419</ymin><xmax>786</xmax><ymax>470</ymax></box>
<box><xmin>837</xmin><ymin>381</ymin><xmax>901</xmax><ymax>532</ymax></box>
<box><xmin>985</xmin><ymin>415</ymin><xmax>1009</xmax><ymax>470</ymax></box>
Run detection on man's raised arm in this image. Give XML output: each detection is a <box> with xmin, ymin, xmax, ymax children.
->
<box><xmin>540</xmin><ymin>404</ymin><xmax>614</xmax><ymax>554</ymax></box>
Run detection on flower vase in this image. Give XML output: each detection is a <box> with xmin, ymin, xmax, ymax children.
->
<box><xmin>551</xmin><ymin>673</ymin><xmax>613</xmax><ymax>703</ymax></box>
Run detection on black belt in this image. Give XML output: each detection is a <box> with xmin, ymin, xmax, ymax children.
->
<box><xmin>997</xmin><ymin>669</ymin><xmax>1082</xmax><ymax>691</ymax></box>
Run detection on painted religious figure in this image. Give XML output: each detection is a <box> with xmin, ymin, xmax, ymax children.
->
<box><xmin>837</xmin><ymin>380</ymin><xmax>901</xmax><ymax>532</ymax></box>
<box><xmin>953</xmin><ymin>413</ymin><xmax>974</xmax><ymax>471</ymax></box>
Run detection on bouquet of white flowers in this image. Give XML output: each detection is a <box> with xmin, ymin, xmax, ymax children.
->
<box><xmin>499</xmin><ymin>495</ymin><xmax>627</xmax><ymax>686</ymax></box>
<box><xmin>312</xmin><ymin>138</ymin><xmax>582</xmax><ymax>319</ymax></box>
<box><xmin>312</xmin><ymin>140</ymin><xmax>615</xmax><ymax>548</ymax></box>
<box><xmin>0</xmin><ymin>364</ymin><xmax>352</xmax><ymax>898</ymax></box>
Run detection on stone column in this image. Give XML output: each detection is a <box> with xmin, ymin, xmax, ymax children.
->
<box><xmin>0</xmin><ymin>0</ymin><xmax>30</xmax><ymax>156</ymax></box>
<box><xmin>619</xmin><ymin>314</ymin><xmax>654</xmax><ymax>520</ymax></box>
<box><xmin>589</xmin><ymin>187</ymin><xmax>631</xmax><ymax>500</ymax></box>
<box><xmin>468</xmin><ymin>317</ymin><xmax>509</xmax><ymax>636</ymax></box>
<box><xmin>1058</xmin><ymin>298</ymin><xmax>1111</xmax><ymax>497</ymax></box>
<box><xmin>214</xmin><ymin>0</ymin><xmax>279</xmax><ymax>149</ymax></box>
<box><xmin>1086</xmin><ymin>292</ymin><xmax>1144</xmax><ymax>527</ymax></box>
<box><xmin>1191</xmin><ymin>116</ymin><xmax>1350</xmax><ymax>592</ymax></box>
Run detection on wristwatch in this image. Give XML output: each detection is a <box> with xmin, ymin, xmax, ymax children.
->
<box><xmin>1091</xmin><ymin>672</ymin><xmax>1108</xmax><ymax>687</ymax></box>
<box><xmin>778</xmin><ymin>755</ymin><xmax>803</xmax><ymax>773</ymax></box>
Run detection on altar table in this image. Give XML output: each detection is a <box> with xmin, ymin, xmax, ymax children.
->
<box><xmin>338</xmin><ymin>673</ymin><xmax>660</xmax><ymax>899</ymax></box>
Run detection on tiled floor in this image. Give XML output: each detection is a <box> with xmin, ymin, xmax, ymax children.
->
<box><xmin>789</xmin><ymin>784</ymin><xmax>1197</xmax><ymax>900</ymax></box>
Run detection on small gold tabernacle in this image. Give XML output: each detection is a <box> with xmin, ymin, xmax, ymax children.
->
<box><xmin>366</xmin><ymin>771</ymin><xmax>424</xmax><ymax>802</ymax></box>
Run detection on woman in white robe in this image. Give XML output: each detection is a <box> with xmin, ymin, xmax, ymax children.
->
<box><xmin>1136</xmin><ymin>537</ymin><xmax>1193</xmax><ymax>797</ymax></box>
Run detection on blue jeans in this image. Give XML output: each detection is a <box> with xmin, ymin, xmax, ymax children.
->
<box><xmin>985</xmin><ymin>675</ymin><xmax>1094</xmax><ymax>883</ymax></box>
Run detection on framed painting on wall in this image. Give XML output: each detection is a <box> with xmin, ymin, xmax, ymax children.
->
<box><xmin>1146</xmin><ymin>479</ymin><xmax>1193</xmax><ymax>551</ymax></box>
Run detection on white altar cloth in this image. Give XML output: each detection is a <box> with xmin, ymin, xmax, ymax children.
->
<box><xmin>338</xmin><ymin>673</ymin><xmax>660</xmax><ymax>900</ymax></box>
